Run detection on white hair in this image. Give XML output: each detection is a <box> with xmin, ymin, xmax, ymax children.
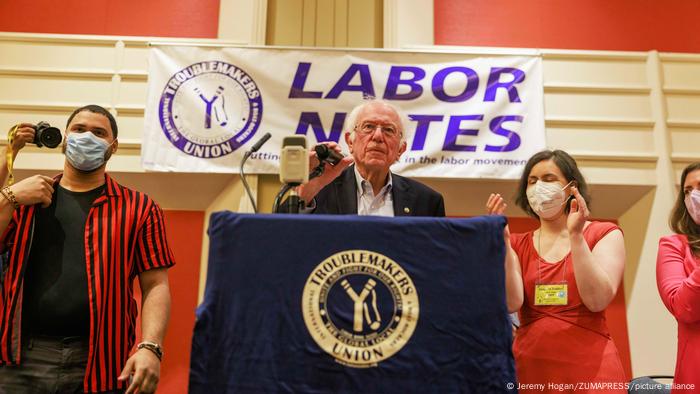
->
<box><xmin>344</xmin><ymin>98</ymin><xmax>409</xmax><ymax>144</ymax></box>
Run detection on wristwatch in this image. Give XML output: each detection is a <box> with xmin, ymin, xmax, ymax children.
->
<box><xmin>137</xmin><ymin>341</ymin><xmax>163</xmax><ymax>361</ymax></box>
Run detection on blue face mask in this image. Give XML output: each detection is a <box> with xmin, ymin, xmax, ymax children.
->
<box><xmin>65</xmin><ymin>132</ymin><xmax>113</xmax><ymax>172</ymax></box>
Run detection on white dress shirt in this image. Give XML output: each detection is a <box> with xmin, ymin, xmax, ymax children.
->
<box><xmin>354</xmin><ymin>166</ymin><xmax>394</xmax><ymax>217</ymax></box>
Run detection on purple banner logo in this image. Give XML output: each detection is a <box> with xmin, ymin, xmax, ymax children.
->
<box><xmin>158</xmin><ymin>61</ymin><xmax>263</xmax><ymax>158</ymax></box>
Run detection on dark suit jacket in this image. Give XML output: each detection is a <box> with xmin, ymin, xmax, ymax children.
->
<box><xmin>314</xmin><ymin>166</ymin><xmax>445</xmax><ymax>217</ymax></box>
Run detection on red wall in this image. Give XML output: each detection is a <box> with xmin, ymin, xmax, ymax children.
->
<box><xmin>0</xmin><ymin>0</ymin><xmax>220</xmax><ymax>38</ymax></box>
<box><xmin>508</xmin><ymin>217</ymin><xmax>632</xmax><ymax>380</ymax></box>
<box><xmin>435</xmin><ymin>0</ymin><xmax>700</xmax><ymax>53</ymax></box>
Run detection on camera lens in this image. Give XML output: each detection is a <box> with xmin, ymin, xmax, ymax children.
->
<box><xmin>34</xmin><ymin>122</ymin><xmax>62</xmax><ymax>149</ymax></box>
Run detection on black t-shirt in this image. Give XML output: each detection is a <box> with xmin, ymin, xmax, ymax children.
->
<box><xmin>23</xmin><ymin>183</ymin><xmax>105</xmax><ymax>337</ymax></box>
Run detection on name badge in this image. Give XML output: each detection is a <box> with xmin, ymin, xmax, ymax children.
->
<box><xmin>534</xmin><ymin>284</ymin><xmax>568</xmax><ymax>306</ymax></box>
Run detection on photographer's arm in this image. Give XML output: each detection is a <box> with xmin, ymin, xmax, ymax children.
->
<box><xmin>1</xmin><ymin>124</ymin><xmax>35</xmax><ymax>186</ymax></box>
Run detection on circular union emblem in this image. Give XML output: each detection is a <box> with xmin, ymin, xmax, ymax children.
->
<box><xmin>302</xmin><ymin>250</ymin><xmax>419</xmax><ymax>368</ymax></box>
<box><xmin>158</xmin><ymin>61</ymin><xmax>263</xmax><ymax>158</ymax></box>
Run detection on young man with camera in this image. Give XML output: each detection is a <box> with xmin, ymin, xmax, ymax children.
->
<box><xmin>0</xmin><ymin>105</ymin><xmax>175</xmax><ymax>394</ymax></box>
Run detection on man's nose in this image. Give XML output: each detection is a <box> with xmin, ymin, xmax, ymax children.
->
<box><xmin>369</xmin><ymin>127</ymin><xmax>386</xmax><ymax>141</ymax></box>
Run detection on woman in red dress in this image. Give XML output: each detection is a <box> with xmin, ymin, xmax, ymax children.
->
<box><xmin>487</xmin><ymin>150</ymin><xmax>627</xmax><ymax>393</ymax></box>
<box><xmin>656</xmin><ymin>162</ymin><xmax>700</xmax><ymax>393</ymax></box>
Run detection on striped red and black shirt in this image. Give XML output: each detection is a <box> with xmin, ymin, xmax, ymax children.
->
<box><xmin>0</xmin><ymin>173</ymin><xmax>175</xmax><ymax>393</ymax></box>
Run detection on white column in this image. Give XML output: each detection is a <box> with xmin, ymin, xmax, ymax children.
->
<box><xmin>622</xmin><ymin>50</ymin><xmax>678</xmax><ymax>376</ymax></box>
<box><xmin>218</xmin><ymin>0</ymin><xmax>268</xmax><ymax>44</ymax></box>
<box><xmin>383</xmin><ymin>0</ymin><xmax>433</xmax><ymax>49</ymax></box>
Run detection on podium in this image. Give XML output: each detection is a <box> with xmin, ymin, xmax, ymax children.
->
<box><xmin>189</xmin><ymin>213</ymin><xmax>515</xmax><ymax>393</ymax></box>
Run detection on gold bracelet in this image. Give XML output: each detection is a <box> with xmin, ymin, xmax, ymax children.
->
<box><xmin>0</xmin><ymin>187</ymin><xmax>19</xmax><ymax>210</ymax></box>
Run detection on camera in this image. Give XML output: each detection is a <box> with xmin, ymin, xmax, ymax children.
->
<box><xmin>32</xmin><ymin>122</ymin><xmax>62</xmax><ymax>148</ymax></box>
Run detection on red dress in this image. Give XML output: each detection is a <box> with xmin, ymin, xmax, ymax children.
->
<box><xmin>656</xmin><ymin>234</ymin><xmax>700</xmax><ymax>394</ymax></box>
<box><xmin>511</xmin><ymin>221</ymin><xmax>627</xmax><ymax>393</ymax></box>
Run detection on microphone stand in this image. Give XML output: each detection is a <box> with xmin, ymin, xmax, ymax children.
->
<box><xmin>272</xmin><ymin>183</ymin><xmax>301</xmax><ymax>214</ymax></box>
<box><xmin>272</xmin><ymin>162</ymin><xmax>326</xmax><ymax>214</ymax></box>
<box><xmin>240</xmin><ymin>132</ymin><xmax>271</xmax><ymax>214</ymax></box>
<box><xmin>239</xmin><ymin>151</ymin><xmax>258</xmax><ymax>213</ymax></box>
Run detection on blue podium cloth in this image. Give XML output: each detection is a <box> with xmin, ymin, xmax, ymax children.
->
<box><xmin>190</xmin><ymin>213</ymin><xmax>515</xmax><ymax>393</ymax></box>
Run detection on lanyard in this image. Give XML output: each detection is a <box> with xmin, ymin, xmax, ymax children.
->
<box><xmin>535</xmin><ymin>229</ymin><xmax>568</xmax><ymax>285</ymax></box>
<box><xmin>6</xmin><ymin>124</ymin><xmax>18</xmax><ymax>186</ymax></box>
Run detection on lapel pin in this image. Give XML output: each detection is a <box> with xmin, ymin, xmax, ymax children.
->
<box><xmin>404</xmin><ymin>207</ymin><xmax>410</xmax><ymax>214</ymax></box>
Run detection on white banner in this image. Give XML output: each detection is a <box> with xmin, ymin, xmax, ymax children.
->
<box><xmin>143</xmin><ymin>46</ymin><xmax>545</xmax><ymax>179</ymax></box>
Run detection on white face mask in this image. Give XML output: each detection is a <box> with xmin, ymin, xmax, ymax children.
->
<box><xmin>526</xmin><ymin>180</ymin><xmax>573</xmax><ymax>219</ymax></box>
<box><xmin>65</xmin><ymin>132</ymin><xmax>114</xmax><ymax>172</ymax></box>
<box><xmin>685</xmin><ymin>189</ymin><xmax>700</xmax><ymax>225</ymax></box>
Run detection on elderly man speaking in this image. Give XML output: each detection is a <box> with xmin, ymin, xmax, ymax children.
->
<box><xmin>299</xmin><ymin>99</ymin><xmax>445</xmax><ymax>217</ymax></box>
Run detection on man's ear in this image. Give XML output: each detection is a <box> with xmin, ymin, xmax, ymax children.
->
<box><xmin>395</xmin><ymin>140</ymin><xmax>407</xmax><ymax>162</ymax></box>
<box><xmin>345</xmin><ymin>132</ymin><xmax>354</xmax><ymax>154</ymax></box>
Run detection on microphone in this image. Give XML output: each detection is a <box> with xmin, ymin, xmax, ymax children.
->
<box><xmin>279</xmin><ymin>135</ymin><xmax>309</xmax><ymax>185</ymax></box>
<box><xmin>240</xmin><ymin>132</ymin><xmax>272</xmax><ymax>213</ymax></box>
<box><xmin>314</xmin><ymin>144</ymin><xmax>344</xmax><ymax>166</ymax></box>
<box><xmin>274</xmin><ymin>136</ymin><xmax>309</xmax><ymax>214</ymax></box>
<box><xmin>250</xmin><ymin>132</ymin><xmax>271</xmax><ymax>153</ymax></box>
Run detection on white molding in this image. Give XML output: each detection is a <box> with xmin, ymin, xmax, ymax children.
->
<box><xmin>0</xmin><ymin>67</ymin><xmax>115</xmax><ymax>79</ymax></box>
<box><xmin>0</xmin><ymin>67</ymin><xmax>147</xmax><ymax>80</ymax></box>
<box><xmin>0</xmin><ymin>138</ymin><xmax>141</xmax><ymax>150</ymax></box>
<box><xmin>545</xmin><ymin>117</ymin><xmax>655</xmax><ymax>128</ymax></box>
<box><xmin>568</xmin><ymin>151</ymin><xmax>658</xmax><ymax>163</ymax></box>
<box><xmin>541</xmin><ymin>50</ymin><xmax>649</xmax><ymax>61</ymax></box>
<box><xmin>0</xmin><ymin>101</ymin><xmax>145</xmax><ymax>114</ymax></box>
<box><xmin>410</xmin><ymin>46</ymin><xmax>646</xmax><ymax>60</ymax></box>
<box><xmin>663</xmin><ymin>87</ymin><xmax>700</xmax><ymax>95</ymax></box>
<box><xmin>407</xmin><ymin>44</ymin><xmax>540</xmax><ymax>57</ymax></box>
<box><xmin>666</xmin><ymin>121</ymin><xmax>700</xmax><ymax>128</ymax></box>
<box><xmin>0</xmin><ymin>32</ymin><xmax>233</xmax><ymax>46</ymax></box>
<box><xmin>0</xmin><ymin>32</ymin><xmax>667</xmax><ymax>64</ymax></box>
<box><xmin>671</xmin><ymin>154</ymin><xmax>700</xmax><ymax>163</ymax></box>
<box><xmin>659</xmin><ymin>53</ymin><xmax>700</xmax><ymax>62</ymax></box>
<box><xmin>544</xmin><ymin>84</ymin><xmax>651</xmax><ymax>94</ymax></box>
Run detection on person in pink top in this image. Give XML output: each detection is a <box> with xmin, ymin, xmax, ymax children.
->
<box><xmin>657</xmin><ymin>162</ymin><xmax>700</xmax><ymax>393</ymax></box>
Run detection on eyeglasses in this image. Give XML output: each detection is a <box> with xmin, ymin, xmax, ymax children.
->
<box><xmin>355</xmin><ymin>121</ymin><xmax>400</xmax><ymax>138</ymax></box>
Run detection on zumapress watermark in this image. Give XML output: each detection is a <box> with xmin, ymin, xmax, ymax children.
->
<box><xmin>506</xmin><ymin>381</ymin><xmax>694</xmax><ymax>392</ymax></box>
